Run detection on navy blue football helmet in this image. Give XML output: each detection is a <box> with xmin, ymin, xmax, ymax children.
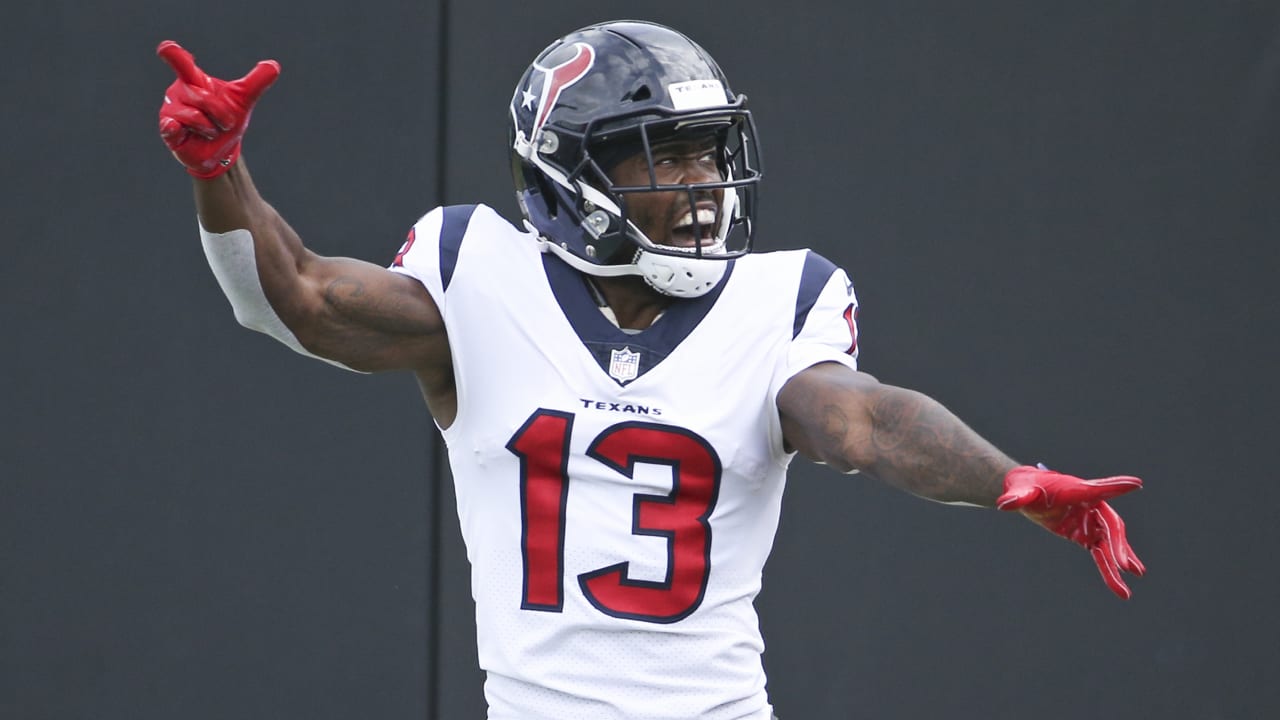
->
<box><xmin>510</xmin><ymin>20</ymin><xmax>762</xmax><ymax>297</ymax></box>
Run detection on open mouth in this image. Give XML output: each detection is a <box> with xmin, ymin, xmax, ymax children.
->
<box><xmin>669</xmin><ymin>206</ymin><xmax>719</xmax><ymax>249</ymax></box>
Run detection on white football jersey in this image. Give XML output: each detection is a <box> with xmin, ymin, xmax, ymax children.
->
<box><xmin>390</xmin><ymin>205</ymin><xmax>859</xmax><ymax>720</ymax></box>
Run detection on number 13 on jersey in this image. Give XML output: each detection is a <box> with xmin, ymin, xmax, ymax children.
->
<box><xmin>506</xmin><ymin>409</ymin><xmax>723</xmax><ymax>624</ymax></box>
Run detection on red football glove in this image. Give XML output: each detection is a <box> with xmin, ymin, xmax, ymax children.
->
<box><xmin>156</xmin><ymin>40</ymin><xmax>280</xmax><ymax>178</ymax></box>
<box><xmin>997</xmin><ymin>464</ymin><xmax>1146</xmax><ymax>599</ymax></box>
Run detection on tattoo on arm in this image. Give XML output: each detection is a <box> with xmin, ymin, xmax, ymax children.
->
<box><xmin>827</xmin><ymin>386</ymin><xmax>1015</xmax><ymax>506</ymax></box>
<box><xmin>324</xmin><ymin>275</ymin><xmax>439</xmax><ymax>335</ymax></box>
<box><xmin>821</xmin><ymin>404</ymin><xmax>852</xmax><ymax>448</ymax></box>
<box><xmin>277</xmin><ymin>273</ymin><xmax>446</xmax><ymax>370</ymax></box>
<box><xmin>324</xmin><ymin>276</ymin><xmax>368</xmax><ymax>318</ymax></box>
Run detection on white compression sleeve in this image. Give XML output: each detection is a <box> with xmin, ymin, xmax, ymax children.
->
<box><xmin>199</xmin><ymin>220</ymin><xmax>363</xmax><ymax>372</ymax></box>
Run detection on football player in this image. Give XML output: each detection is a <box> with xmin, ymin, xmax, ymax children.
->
<box><xmin>156</xmin><ymin>20</ymin><xmax>1144</xmax><ymax>720</ymax></box>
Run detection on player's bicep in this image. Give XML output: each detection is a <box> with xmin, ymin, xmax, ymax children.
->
<box><xmin>294</xmin><ymin>254</ymin><xmax>449</xmax><ymax>372</ymax></box>
<box><xmin>777</xmin><ymin>362</ymin><xmax>879</xmax><ymax>472</ymax></box>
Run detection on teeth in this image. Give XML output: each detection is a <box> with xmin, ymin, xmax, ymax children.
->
<box><xmin>674</xmin><ymin>208</ymin><xmax>717</xmax><ymax>230</ymax></box>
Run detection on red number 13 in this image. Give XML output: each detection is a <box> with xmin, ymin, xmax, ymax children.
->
<box><xmin>506</xmin><ymin>409</ymin><xmax>722</xmax><ymax>624</ymax></box>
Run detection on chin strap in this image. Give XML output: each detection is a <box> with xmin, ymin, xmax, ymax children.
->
<box><xmin>534</xmin><ymin>234</ymin><xmax>640</xmax><ymax>277</ymax></box>
<box><xmin>529</xmin><ymin>222</ymin><xmax>727</xmax><ymax>299</ymax></box>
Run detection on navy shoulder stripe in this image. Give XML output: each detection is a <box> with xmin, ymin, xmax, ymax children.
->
<box><xmin>439</xmin><ymin>204</ymin><xmax>478</xmax><ymax>292</ymax></box>
<box><xmin>793</xmin><ymin>251</ymin><xmax>838</xmax><ymax>338</ymax></box>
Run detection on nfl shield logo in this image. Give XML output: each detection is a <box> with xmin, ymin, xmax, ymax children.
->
<box><xmin>608</xmin><ymin>347</ymin><xmax>641</xmax><ymax>383</ymax></box>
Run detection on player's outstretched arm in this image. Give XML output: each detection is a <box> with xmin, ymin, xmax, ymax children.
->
<box><xmin>191</xmin><ymin>160</ymin><xmax>449</xmax><ymax>374</ymax></box>
<box><xmin>778</xmin><ymin>363</ymin><xmax>1014</xmax><ymax>505</ymax></box>
<box><xmin>777</xmin><ymin>362</ymin><xmax>1144</xmax><ymax>598</ymax></box>
<box><xmin>155</xmin><ymin>41</ymin><xmax>449</xmax><ymax>378</ymax></box>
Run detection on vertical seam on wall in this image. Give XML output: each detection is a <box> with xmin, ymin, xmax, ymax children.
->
<box><xmin>426</xmin><ymin>0</ymin><xmax>450</xmax><ymax>717</ymax></box>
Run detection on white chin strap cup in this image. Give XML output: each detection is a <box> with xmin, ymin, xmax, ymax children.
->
<box><xmin>535</xmin><ymin>231</ymin><xmax>728</xmax><ymax>299</ymax></box>
<box><xmin>634</xmin><ymin>249</ymin><xmax>727</xmax><ymax>297</ymax></box>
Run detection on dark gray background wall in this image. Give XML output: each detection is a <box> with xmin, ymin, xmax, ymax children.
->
<box><xmin>4</xmin><ymin>1</ymin><xmax>1277</xmax><ymax>718</ymax></box>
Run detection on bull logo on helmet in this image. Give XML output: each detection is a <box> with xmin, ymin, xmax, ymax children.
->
<box><xmin>523</xmin><ymin>42</ymin><xmax>595</xmax><ymax>140</ymax></box>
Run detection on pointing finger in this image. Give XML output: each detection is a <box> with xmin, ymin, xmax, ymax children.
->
<box><xmin>234</xmin><ymin>60</ymin><xmax>281</xmax><ymax>104</ymax></box>
<box><xmin>1083</xmin><ymin>474</ymin><xmax>1143</xmax><ymax>496</ymax></box>
<box><xmin>1048</xmin><ymin>475</ymin><xmax>1143</xmax><ymax>506</ymax></box>
<box><xmin>157</xmin><ymin>40</ymin><xmax>207</xmax><ymax>88</ymax></box>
